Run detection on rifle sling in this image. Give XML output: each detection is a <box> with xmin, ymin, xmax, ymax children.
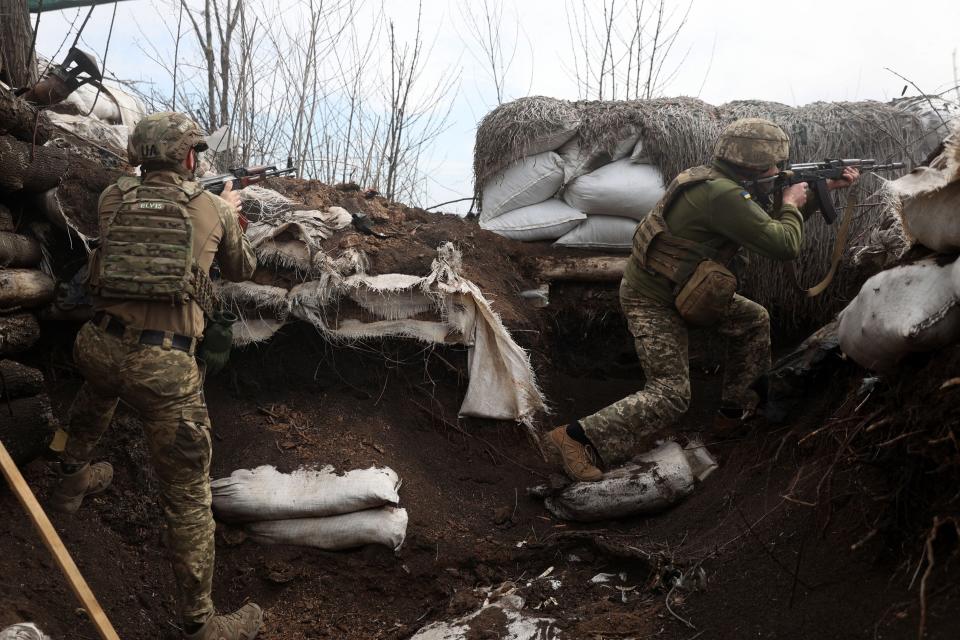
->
<box><xmin>788</xmin><ymin>191</ymin><xmax>858</xmax><ymax>297</ymax></box>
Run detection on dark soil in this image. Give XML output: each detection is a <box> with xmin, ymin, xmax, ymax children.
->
<box><xmin>1</xmin><ymin>185</ymin><xmax>958</xmax><ymax>639</ymax></box>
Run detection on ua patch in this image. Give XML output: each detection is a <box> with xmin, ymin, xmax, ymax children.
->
<box><xmin>739</xmin><ymin>190</ymin><xmax>752</xmax><ymax>200</ymax></box>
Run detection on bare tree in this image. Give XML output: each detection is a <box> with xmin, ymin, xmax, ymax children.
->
<box><xmin>0</xmin><ymin>0</ymin><xmax>38</xmax><ymax>87</ymax></box>
<box><xmin>457</xmin><ymin>0</ymin><xmax>519</xmax><ymax>105</ymax></box>
<box><xmin>566</xmin><ymin>0</ymin><xmax>693</xmax><ymax>101</ymax></box>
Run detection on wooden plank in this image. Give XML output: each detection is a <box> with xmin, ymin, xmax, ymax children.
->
<box><xmin>530</xmin><ymin>255</ymin><xmax>628</xmax><ymax>282</ymax></box>
<box><xmin>0</xmin><ymin>441</ymin><xmax>121</xmax><ymax>640</ymax></box>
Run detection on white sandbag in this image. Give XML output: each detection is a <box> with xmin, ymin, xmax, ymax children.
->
<box><xmin>0</xmin><ymin>624</ymin><xmax>50</xmax><ymax>640</ymax></box>
<box><xmin>47</xmin><ymin>112</ymin><xmax>129</xmax><ymax>150</ymax></box>
<box><xmin>541</xmin><ymin>440</ymin><xmax>718</xmax><ymax>522</ymax></box>
<box><xmin>837</xmin><ymin>257</ymin><xmax>960</xmax><ymax>372</ymax></box>
<box><xmin>246</xmin><ymin>507</ymin><xmax>408</xmax><ymax>551</ymax></box>
<box><xmin>554</xmin><ymin>215</ymin><xmax>638</xmax><ymax>251</ymax></box>
<box><xmin>480</xmin><ymin>152</ymin><xmax>565</xmax><ymax>222</ymax></box>
<box><xmin>563</xmin><ymin>159</ymin><xmax>665</xmax><ymax>220</ymax></box>
<box><xmin>480</xmin><ymin>199</ymin><xmax>586</xmax><ymax>242</ymax></box>
<box><xmin>558</xmin><ymin>129</ymin><xmax>640</xmax><ymax>183</ymax></box>
<box><xmin>412</xmin><ymin>594</ymin><xmax>559</xmax><ymax>640</ymax></box>
<box><xmin>211</xmin><ymin>465</ymin><xmax>400</xmax><ymax>523</ymax></box>
<box><xmin>898</xmin><ymin>181</ymin><xmax>960</xmax><ymax>253</ymax></box>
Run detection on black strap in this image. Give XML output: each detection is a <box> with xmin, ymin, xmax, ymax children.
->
<box><xmin>92</xmin><ymin>312</ymin><xmax>195</xmax><ymax>353</ymax></box>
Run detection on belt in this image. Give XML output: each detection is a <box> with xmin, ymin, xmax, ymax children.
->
<box><xmin>92</xmin><ymin>311</ymin><xmax>196</xmax><ymax>354</ymax></box>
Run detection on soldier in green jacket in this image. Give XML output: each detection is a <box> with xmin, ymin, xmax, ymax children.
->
<box><xmin>546</xmin><ymin>118</ymin><xmax>859</xmax><ymax>482</ymax></box>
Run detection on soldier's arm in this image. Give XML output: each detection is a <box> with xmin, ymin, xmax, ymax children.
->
<box><xmin>210</xmin><ymin>194</ymin><xmax>257</xmax><ymax>281</ymax></box>
<box><xmin>705</xmin><ymin>185</ymin><xmax>805</xmax><ymax>261</ymax></box>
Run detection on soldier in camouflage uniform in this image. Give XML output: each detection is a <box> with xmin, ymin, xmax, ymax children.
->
<box><xmin>546</xmin><ymin>118</ymin><xmax>859</xmax><ymax>482</ymax></box>
<box><xmin>48</xmin><ymin>113</ymin><xmax>261</xmax><ymax>639</ymax></box>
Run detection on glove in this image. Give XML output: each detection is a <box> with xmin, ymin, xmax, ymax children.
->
<box><xmin>197</xmin><ymin>310</ymin><xmax>238</xmax><ymax>376</ymax></box>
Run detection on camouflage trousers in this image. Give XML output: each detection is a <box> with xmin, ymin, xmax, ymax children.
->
<box><xmin>581</xmin><ymin>281</ymin><xmax>771</xmax><ymax>466</ymax></box>
<box><xmin>63</xmin><ymin>321</ymin><xmax>215</xmax><ymax>626</ymax></box>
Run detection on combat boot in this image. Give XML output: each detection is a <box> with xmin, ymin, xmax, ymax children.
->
<box><xmin>185</xmin><ymin>603</ymin><xmax>263</xmax><ymax>640</ymax></box>
<box><xmin>49</xmin><ymin>462</ymin><xmax>113</xmax><ymax>514</ymax></box>
<box><xmin>545</xmin><ymin>427</ymin><xmax>603</xmax><ymax>482</ymax></box>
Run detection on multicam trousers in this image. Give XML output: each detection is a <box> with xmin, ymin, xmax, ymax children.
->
<box><xmin>580</xmin><ymin>281</ymin><xmax>771</xmax><ymax>466</ymax></box>
<box><xmin>62</xmin><ymin>321</ymin><xmax>215</xmax><ymax>626</ymax></box>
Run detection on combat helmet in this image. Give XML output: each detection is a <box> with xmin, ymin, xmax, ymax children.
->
<box><xmin>127</xmin><ymin>111</ymin><xmax>208</xmax><ymax>170</ymax></box>
<box><xmin>714</xmin><ymin>118</ymin><xmax>789</xmax><ymax>171</ymax></box>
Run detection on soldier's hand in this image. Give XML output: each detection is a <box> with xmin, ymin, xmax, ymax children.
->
<box><xmin>220</xmin><ymin>180</ymin><xmax>243</xmax><ymax>215</ymax></box>
<box><xmin>827</xmin><ymin>166</ymin><xmax>859</xmax><ymax>191</ymax></box>
<box><xmin>782</xmin><ymin>182</ymin><xmax>809</xmax><ymax>208</ymax></box>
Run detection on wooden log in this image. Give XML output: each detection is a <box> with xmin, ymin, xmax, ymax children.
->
<box><xmin>0</xmin><ymin>231</ymin><xmax>41</xmax><ymax>267</ymax></box>
<box><xmin>0</xmin><ymin>85</ymin><xmax>55</xmax><ymax>144</ymax></box>
<box><xmin>0</xmin><ymin>134</ymin><xmax>70</xmax><ymax>193</ymax></box>
<box><xmin>0</xmin><ymin>269</ymin><xmax>55</xmax><ymax>310</ymax></box>
<box><xmin>0</xmin><ymin>394</ymin><xmax>56</xmax><ymax>465</ymax></box>
<box><xmin>0</xmin><ymin>312</ymin><xmax>40</xmax><ymax>354</ymax></box>
<box><xmin>530</xmin><ymin>255</ymin><xmax>628</xmax><ymax>282</ymax></box>
<box><xmin>0</xmin><ymin>359</ymin><xmax>44</xmax><ymax>400</ymax></box>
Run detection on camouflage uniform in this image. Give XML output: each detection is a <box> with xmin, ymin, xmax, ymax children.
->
<box><xmin>580</xmin><ymin>119</ymin><xmax>799</xmax><ymax>466</ymax></box>
<box><xmin>59</xmin><ymin>112</ymin><xmax>256</xmax><ymax>627</ymax></box>
<box><xmin>580</xmin><ymin>282</ymin><xmax>770</xmax><ymax>466</ymax></box>
<box><xmin>63</xmin><ymin>321</ymin><xmax>215</xmax><ymax>623</ymax></box>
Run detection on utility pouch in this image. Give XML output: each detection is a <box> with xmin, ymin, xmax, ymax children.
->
<box><xmin>674</xmin><ymin>260</ymin><xmax>737</xmax><ymax>326</ymax></box>
<box><xmin>197</xmin><ymin>310</ymin><xmax>238</xmax><ymax>375</ymax></box>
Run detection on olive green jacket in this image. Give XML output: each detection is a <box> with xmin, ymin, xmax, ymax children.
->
<box><xmin>623</xmin><ymin>160</ymin><xmax>805</xmax><ymax>305</ymax></box>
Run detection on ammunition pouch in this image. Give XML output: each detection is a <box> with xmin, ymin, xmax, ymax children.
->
<box><xmin>197</xmin><ymin>310</ymin><xmax>238</xmax><ymax>375</ymax></box>
<box><xmin>674</xmin><ymin>260</ymin><xmax>737</xmax><ymax>326</ymax></box>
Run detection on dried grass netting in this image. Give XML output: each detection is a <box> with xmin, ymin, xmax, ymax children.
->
<box><xmin>474</xmin><ymin>96</ymin><xmax>937</xmax><ymax>328</ymax></box>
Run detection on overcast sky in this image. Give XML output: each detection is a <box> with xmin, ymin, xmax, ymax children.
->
<box><xmin>31</xmin><ymin>0</ymin><xmax>960</xmax><ymax>211</ymax></box>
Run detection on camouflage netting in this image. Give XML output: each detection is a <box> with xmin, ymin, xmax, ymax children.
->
<box><xmin>473</xmin><ymin>96</ymin><xmax>945</xmax><ymax>329</ymax></box>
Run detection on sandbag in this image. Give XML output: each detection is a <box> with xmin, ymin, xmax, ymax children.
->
<box><xmin>0</xmin><ymin>313</ymin><xmax>41</xmax><ymax>354</ymax></box>
<box><xmin>837</xmin><ymin>257</ymin><xmax>960</xmax><ymax>372</ymax></box>
<box><xmin>0</xmin><ymin>623</ymin><xmax>50</xmax><ymax>640</ymax></box>
<box><xmin>0</xmin><ymin>232</ymin><xmax>41</xmax><ymax>267</ymax></box>
<box><xmin>246</xmin><ymin>507</ymin><xmax>408</xmax><ymax>551</ymax></box>
<box><xmin>480</xmin><ymin>152</ymin><xmax>565</xmax><ymax>222</ymax></box>
<box><xmin>563</xmin><ymin>159</ymin><xmax>665</xmax><ymax>220</ymax></box>
<box><xmin>554</xmin><ymin>215</ymin><xmax>638</xmax><ymax>251</ymax></box>
<box><xmin>538</xmin><ymin>440</ymin><xmax>717</xmax><ymax>522</ymax></box>
<box><xmin>211</xmin><ymin>464</ymin><xmax>400</xmax><ymax>523</ymax></box>
<box><xmin>899</xmin><ymin>181</ymin><xmax>960</xmax><ymax>253</ymax></box>
<box><xmin>0</xmin><ymin>269</ymin><xmax>56</xmax><ymax>309</ymax></box>
<box><xmin>480</xmin><ymin>199</ymin><xmax>585</xmax><ymax>242</ymax></box>
<box><xmin>558</xmin><ymin>128</ymin><xmax>640</xmax><ymax>183</ymax></box>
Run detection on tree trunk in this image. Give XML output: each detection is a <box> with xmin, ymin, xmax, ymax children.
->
<box><xmin>0</xmin><ymin>359</ymin><xmax>44</xmax><ymax>399</ymax></box>
<box><xmin>0</xmin><ymin>0</ymin><xmax>38</xmax><ymax>88</ymax></box>
<box><xmin>0</xmin><ymin>394</ymin><xmax>57</xmax><ymax>466</ymax></box>
<box><xmin>529</xmin><ymin>256</ymin><xmax>628</xmax><ymax>282</ymax></box>
<box><xmin>0</xmin><ymin>81</ymin><xmax>54</xmax><ymax>144</ymax></box>
<box><xmin>0</xmin><ymin>231</ymin><xmax>41</xmax><ymax>267</ymax></box>
<box><xmin>0</xmin><ymin>269</ymin><xmax>55</xmax><ymax>310</ymax></box>
<box><xmin>0</xmin><ymin>313</ymin><xmax>40</xmax><ymax>354</ymax></box>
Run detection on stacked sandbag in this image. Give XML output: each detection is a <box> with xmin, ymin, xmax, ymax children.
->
<box><xmin>475</xmin><ymin>97</ymin><xmax>668</xmax><ymax>247</ymax></box>
<box><xmin>0</xmin><ymin>205</ymin><xmax>55</xmax><ymax>357</ymax></box>
<box><xmin>0</xmin><ymin>359</ymin><xmax>58</xmax><ymax>465</ymax></box>
<box><xmin>212</xmin><ymin>465</ymin><xmax>408</xmax><ymax>551</ymax></box>
<box><xmin>531</xmin><ymin>440</ymin><xmax>717</xmax><ymax>522</ymax></box>
<box><xmin>839</xmin><ymin>122</ymin><xmax>960</xmax><ymax>371</ymax></box>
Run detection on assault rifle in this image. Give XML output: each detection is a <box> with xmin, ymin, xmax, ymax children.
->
<box><xmin>199</xmin><ymin>159</ymin><xmax>297</xmax><ymax>195</ymax></box>
<box><xmin>742</xmin><ymin>159</ymin><xmax>905</xmax><ymax>223</ymax></box>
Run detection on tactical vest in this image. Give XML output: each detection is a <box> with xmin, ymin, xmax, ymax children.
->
<box><xmin>90</xmin><ymin>176</ymin><xmax>218</xmax><ymax>315</ymax></box>
<box><xmin>631</xmin><ymin>165</ymin><xmax>740</xmax><ymax>325</ymax></box>
<box><xmin>631</xmin><ymin>165</ymin><xmax>740</xmax><ymax>285</ymax></box>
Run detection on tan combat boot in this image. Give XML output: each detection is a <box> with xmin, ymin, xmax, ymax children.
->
<box><xmin>185</xmin><ymin>603</ymin><xmax>263</xmax><ymax>640</ymax></box>
<box><xmin>545</xmin><ymin>427</ymin><xmax>603</xmax><ymax>482</ymax></box>
<box><xmin>49</xmin><ymin>462</ymin><xmax>114</xmax><ymax>514</ymax></box>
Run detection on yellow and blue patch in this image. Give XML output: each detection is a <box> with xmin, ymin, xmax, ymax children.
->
<box><xmin>739</xmin><ymin>190</ymin><xmax>752</xmax><ymax>200</ymax></box>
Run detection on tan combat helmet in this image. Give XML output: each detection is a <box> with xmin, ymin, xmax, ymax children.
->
<box><xmin>714</xmin><ymin>118</ymin><xmax>789</xmax><ymax>171</ymax></box>
<box><xmin>127</xmin><ymin>111</ymin><xmax>209</xmax><ymax>170</ymax></box>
